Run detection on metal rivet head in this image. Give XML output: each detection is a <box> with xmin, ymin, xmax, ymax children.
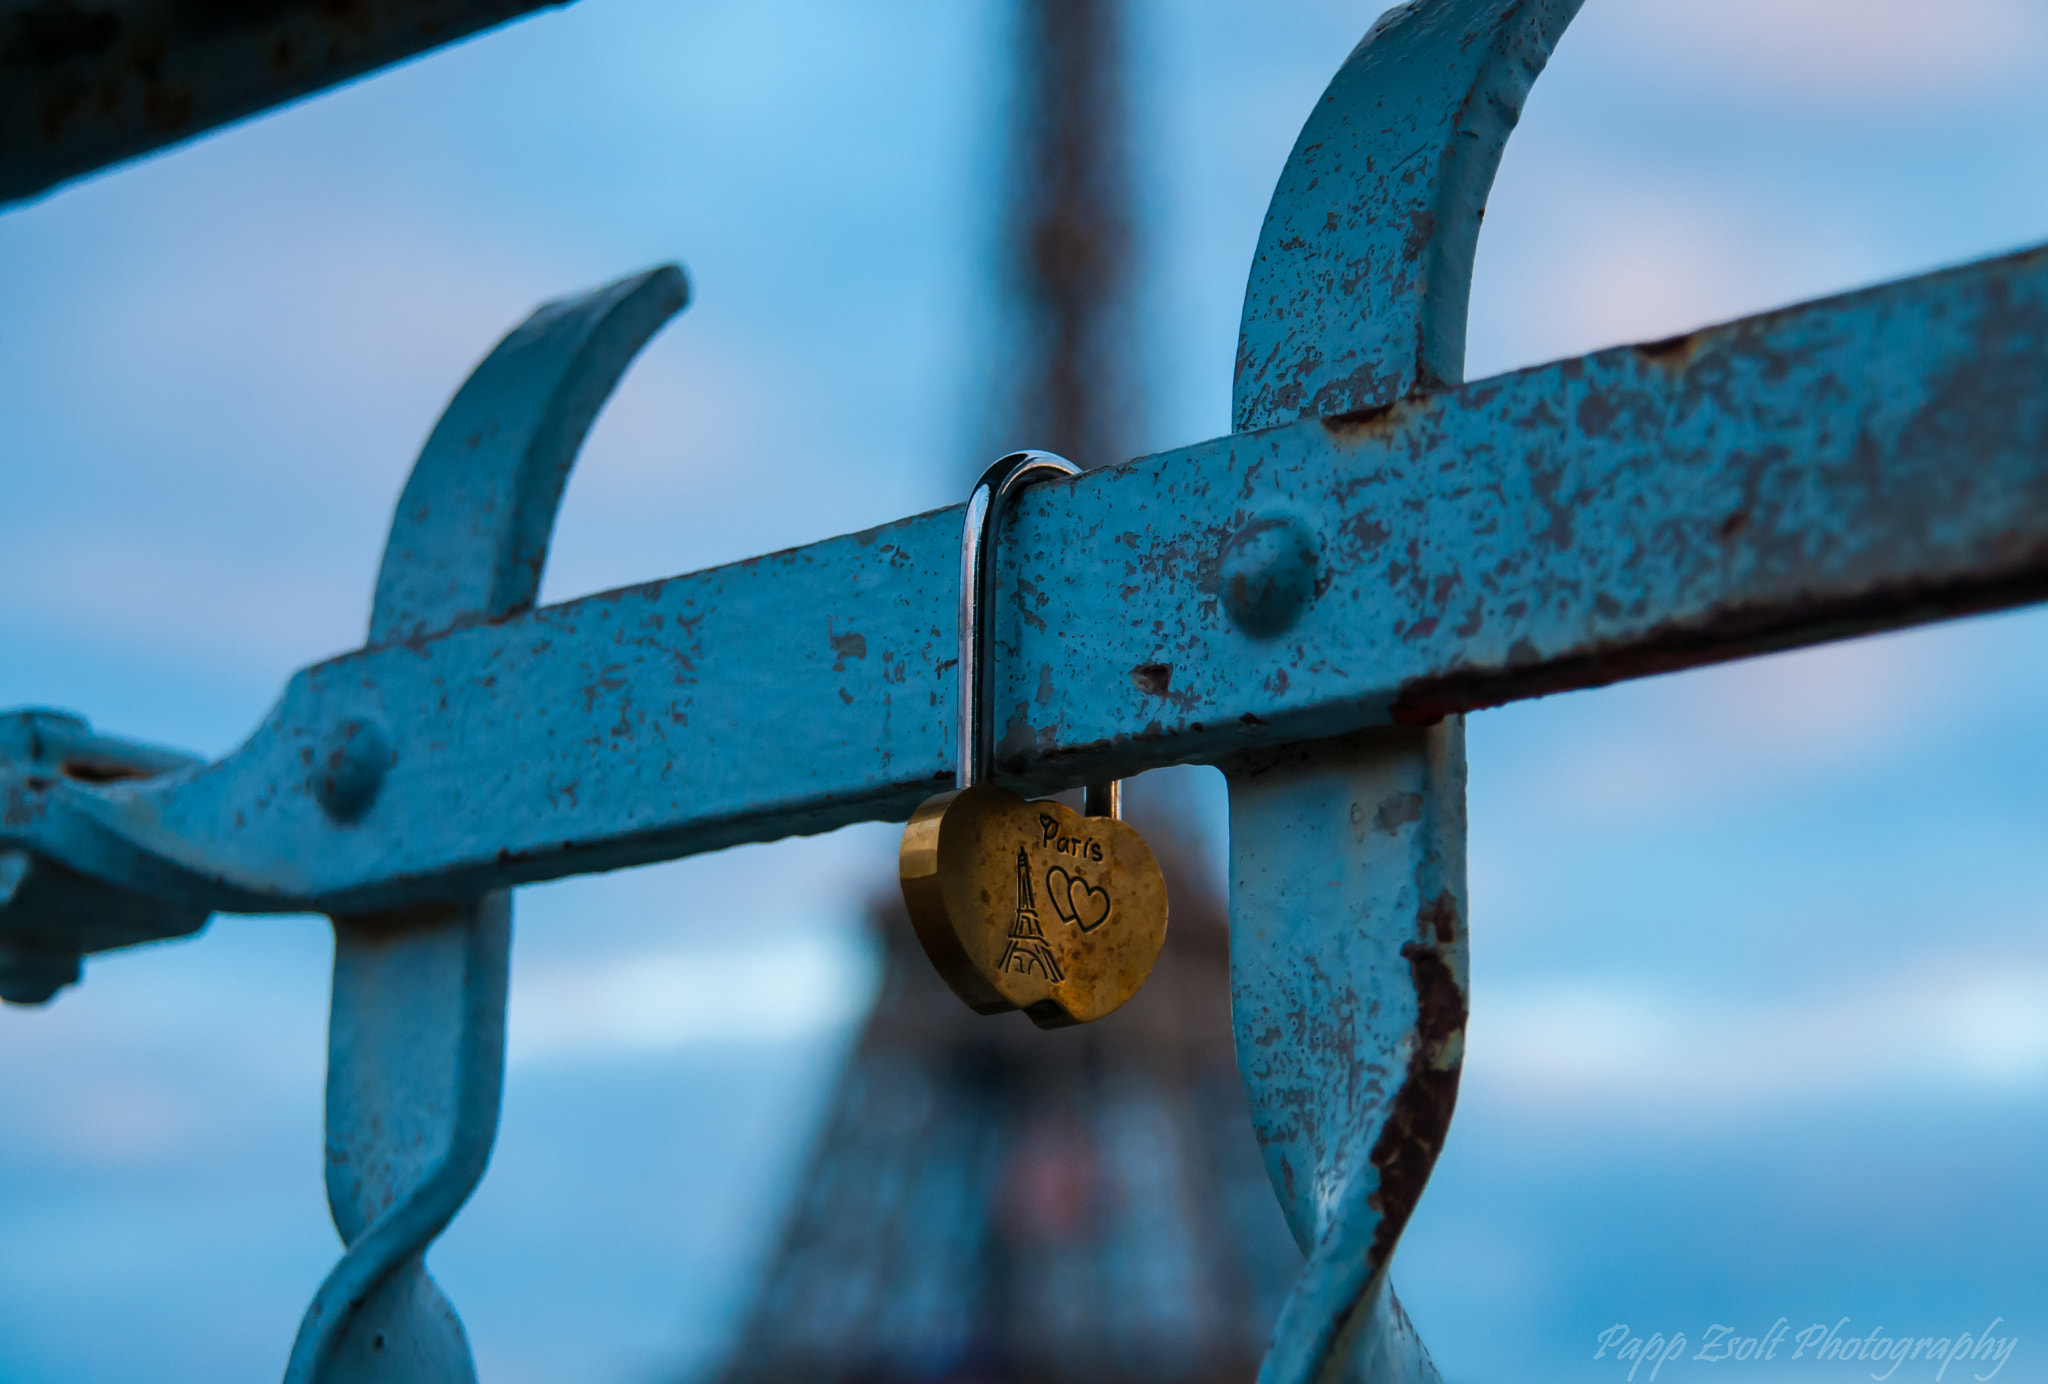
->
<box><xmin>1220</xmin><ymin>514</ymin><xmax>1319</xmax><ymax>639</ymax></box>
<box><xmin>313</xmin><ymin>718</ymin><xmax>392</xmax><ymax>823</ymax></box>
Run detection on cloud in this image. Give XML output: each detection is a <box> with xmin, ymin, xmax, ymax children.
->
<box><xmin>1469</xmin><ymin>625</ymin><xmax>1952</xmax><ymax>835</ymax></box>
<box><xmin>0</xmin><ymin>164</ymin><xmax>587</xmax><ymax>684</ymax></box>
<box><xmin>1467</xmin><ymin>947</ymin><xmax>2048</xmax><ymax>1120</ymax></box>
<box><xmin>30</xmin><ymin>1077</ymin><xmax>205</xmax><ymax>1166</ymax></box>
<box><xmin>1594</xmin><ymin>0</ymin><xmax>2048</xmax><ymax>103</ymax></box>
<box><xmin>0</xmin><ymin>526</ymin><xmax>369</xmax><ymax>681</ymax></box>
<box><xmin>1533</xmin><ymin>631</ymin><xmax>1943</xmax><ymax>823</ymax></box>
<box><xmin>0</xmin><ymin>917</ymin><xmax>330</xmax><ymax>1172</ymax></box>
<box><xmin>1468</xmin><ymin>166</ymin><xmax>1891</xmax><ymax>379</ymax></box>
<box><xmin>507</xmin><ymin>930</ymin><xmax>879</xmax><ymax>1064</ymax></box>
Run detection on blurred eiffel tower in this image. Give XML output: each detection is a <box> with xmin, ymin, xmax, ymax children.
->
<box><xmin>710</xmin><ymin>2</ymin><xmax>1300</xmax><ymax>1380</ymax></box>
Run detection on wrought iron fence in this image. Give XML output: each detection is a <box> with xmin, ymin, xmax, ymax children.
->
<box><xmin>4</xmin><ymin>1</ymin><xmax>2044</xmax><ymax>1380</ymax></box>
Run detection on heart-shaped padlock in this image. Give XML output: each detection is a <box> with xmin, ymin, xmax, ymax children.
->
<box><xmin>899</xmin><ymin>451</ymin><xmax>1168</xmax><ymax>1029</ymax></box>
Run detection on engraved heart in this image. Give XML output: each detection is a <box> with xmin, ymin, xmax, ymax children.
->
<box><xmin>899</xmin><ymin>783</ymin><xmax>1168</xmax><ymax>1028</ymax></box>
<box><xmin>1047</xmin><ymin>866</ymin><xmax>1111</xmax><ymax>933</ymax></box>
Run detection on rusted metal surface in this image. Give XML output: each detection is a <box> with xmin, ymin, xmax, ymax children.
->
<box><xmin>1234</xmin><ymin>0</ymin><xmax>1583</xmax><ymax>429</ymax></box>
<box><xmin>1224</xmin><ymin>4</ymin><xmax>1576</xmax><ymax>1376</ymax></box>
<box><xmin>0</xmin><ymin>0</ymin><xmax>571</xmax><ymax>206</ymax></box>
<box><xmin>10</xmin><ymin>234</ymin><xmax>2045</xmax><ymax>921</ymax></box>
<box><xmin>1225</xmin><ymin>727</ymin><xmax>1466</xmax><ymax>1384</ymax></box>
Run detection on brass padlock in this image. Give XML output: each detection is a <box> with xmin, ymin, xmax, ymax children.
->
<box><xmin>899</xmin><ymin>451</ymin><xmax>1168</xmax><ymax>1029</ymax></box>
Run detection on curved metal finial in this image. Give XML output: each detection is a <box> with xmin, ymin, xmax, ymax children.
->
<box><xmin>371</xmin><ymin>262</ymin><xmax>690</xmax><ymax>645</ymax></box>
<box><xmin>1234</xmin><ymin>0</ymin><xmax>1583</xmax><ymax>431</ymax></box>
<box><xmin>958</xmin><ymin>450</ymin><xmax>1082</xmax><ymax>788</ymax></box>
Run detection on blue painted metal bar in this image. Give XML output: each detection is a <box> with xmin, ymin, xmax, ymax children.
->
<box><xmin>0</xmin><ymin>0</ymin><xmax>575</xmax><ymax>208</ymax></box>
<box><xmin>5</xmin><ymin>233</ymin><xmax>2044</xmax><ymax>923</ymax></box>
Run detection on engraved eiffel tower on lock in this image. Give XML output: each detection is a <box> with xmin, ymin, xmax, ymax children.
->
<box><xmin>997</xmin><ymin>846</ymin><xmax>1064</xmax><ymax>981</ymax></box>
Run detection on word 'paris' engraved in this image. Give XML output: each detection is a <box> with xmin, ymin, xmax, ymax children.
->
<box><xmin>1039</xmin><ymin>813</ymin><xmax>1106</xmax><ymax>862</ymax></box>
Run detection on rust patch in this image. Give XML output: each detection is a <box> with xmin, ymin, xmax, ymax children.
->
<box><xmin>829</xmin><ymin>628</ymin><xmax>867</xmax><ymax>671</ymax></box>
<box><xmin>1421</xmin><ymin>890</ymin><xmax>1456</xmax><ymax>945</ymax></box>
<box><xmin>1321</xmin><ymin>400</ymin><xmax>1396</xmax><ymax>435</ymax></box>
<box><xmin>1364</xmin><ymin>909</ymin><xmax>1466</xmax><ymax>1270</ymax></box>
<box><xmin>1319</xmin><ymin>393</ymin><xmax>1429</xmax><ymax>443</ymax></box>
<box><xmin>1371</xmin><ymin>791</ymin><xmax>1424</xmax><ymax>834</ymax></box>
<box><xmin>1634</xmin><ymin>331</ymin><xmax>1700</xmax><ymax>371</ymax></box>
<box><xmin>58</xmin><ymin>757</ymin><xmax>155</xmax><ymax>785</ymax></box>
<box><xmin>1131</xmin><ymin>662</ymin><xmax>1172</xmax><ymax>697</ymax></box>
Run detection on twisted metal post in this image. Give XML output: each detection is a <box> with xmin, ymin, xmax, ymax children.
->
<box><xmin>1226</xmin><ymin>3</ymin><xmax>1583</xmax><ymax>1380</ymax></box>
<box><xmin>285</xmin><ymin>264</ymin><xmax>688</xmax><ymax>1383</ymax></box>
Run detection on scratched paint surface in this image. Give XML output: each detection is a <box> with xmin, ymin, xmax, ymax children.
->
<box><xmin>1234</xmin><ymin>0</ymin><xmax>1584</xmax><ymax>427</ymax></box>
<box><xmin>6</xmin><ymin>240</ymin><xmax>2044</xmax><ymax>915</ymax></box>
<box><xmin>1224</xmin><ymin>731</ymin><xmax>1467</xmax><ymax>1244</ymax></box>
<box><xmin>1045</xmin><ymin>242</ymin><xmax>2048</xmax><ymax>744</ymax></box>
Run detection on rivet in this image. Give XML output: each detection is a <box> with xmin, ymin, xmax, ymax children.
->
<box><xmin>313</xmin><ymin>717</ymin><xmax>393</xmax><ymax>823</ymax></box>
<box><xmin>1220</xmin><ymin>514</ymin><xmax>1319</xmax><ymax>639</ymax></box>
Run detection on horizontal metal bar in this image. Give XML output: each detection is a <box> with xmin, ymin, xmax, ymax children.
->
<box><xmin>0</xmin><ymin>0</ymin><xmax>568</xmax><ymax>207</ymax></box>
<box><xmin>14</xmin><ymin>241</ymin><xmax>2048</xmax><ymax>912</ymax></box>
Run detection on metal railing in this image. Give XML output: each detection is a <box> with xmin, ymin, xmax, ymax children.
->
<box><xmin>5</xmin><ymin>0</ymin><xmax>2044</xmax><ymax>1379</ymax></box>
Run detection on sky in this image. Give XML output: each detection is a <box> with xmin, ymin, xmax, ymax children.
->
<box><xmin>4</xmin><ymin>0</ymin><xmax>2048</xmax><ymax>1381</ymax></box>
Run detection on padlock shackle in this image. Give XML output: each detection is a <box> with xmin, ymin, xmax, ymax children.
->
<box><xmin>958</xmin><ymin>450</ymin><xmax>1081</xmax><ymax>790</ymax></box>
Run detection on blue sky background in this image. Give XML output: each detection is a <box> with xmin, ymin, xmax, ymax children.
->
<box><xmin>4</xmin><ymin>1</ymin><xmax>2048</xmax><ymax>1381</ymax></box>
